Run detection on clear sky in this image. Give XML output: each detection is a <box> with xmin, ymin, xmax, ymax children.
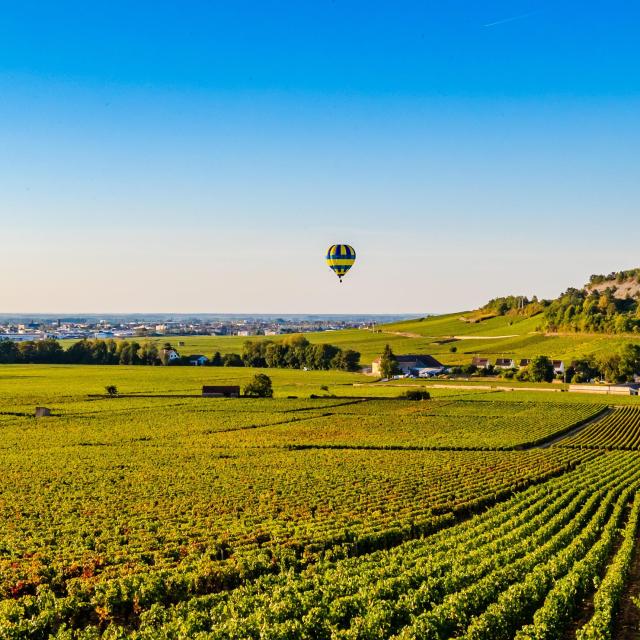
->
<box><xmin>1</xmin><ymin>1</ymin><xmax>639</xmax><ymax>313</ymax></box>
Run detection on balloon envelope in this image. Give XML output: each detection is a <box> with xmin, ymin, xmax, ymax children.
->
<box><xmin>326</xmin><ymin>244</ymin><xmax>356</xmax><ymax>281</ymax></box>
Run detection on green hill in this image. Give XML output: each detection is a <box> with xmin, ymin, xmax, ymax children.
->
<box><xmin>54</xmin><ymin>269</ymin><xmax>640</xmax><ymax>367</ymax></box>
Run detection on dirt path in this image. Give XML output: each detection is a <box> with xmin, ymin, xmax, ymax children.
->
<box><xmin>564</xmin><ymin>501</ymin><xmax>631</xmax><ymax>638</ymax></box>
<box><xmin>614</xmin><ymin>528</ymin><xmax>640</xmax><ymax>639</ymax></box>
<box><xmin>354</xmin><ymin>382</ymin><xmax>565</xmax><ymax>393</ymax></box>
<box><xmin>380</xmin><ymin>330</ymin><xmax>520</xmax><ymax>340</ymax></box>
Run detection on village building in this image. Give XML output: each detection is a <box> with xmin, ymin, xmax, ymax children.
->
<box><xmin>202</xmin><ymin>385</ymin><xmax>241</xmax><ymax>398</ymax></box>
<box><xmin>160</xmin><ymin>348</ymin><xmax>180</xmax><ymax>363</ymax></box>
<box><xmin>495</xmin><ymin>358</ymin><xmax>516</xmax><ymax>369</ymax></box>
<box><xmin>519</xmin><ymin>359</ymin><xmax>531</xmax><ymax>368</ymax></box>
<box><xmin>189</xmin><ymin>354</ymin><xmax>209</xmax><ymax>366</ymax></box>
<box><xmin>552</xmin><ymin>360</ymin><xmax>565</xmax><ymax>374</ymax></box>
<box><xmin>371</xmin><ymin>354</ymin><xmax>445</xmax><ymax>377</ymax></box>
<box><xmin>472</xmin><ymin>357</ymin><xmax>491</xmax><ymax>369</ymax></box>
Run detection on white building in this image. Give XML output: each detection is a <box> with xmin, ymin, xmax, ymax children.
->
<box><xmin>371</xmin><ymin>354</ymin><xmax>444</xmax><ymax>377</ymax></box>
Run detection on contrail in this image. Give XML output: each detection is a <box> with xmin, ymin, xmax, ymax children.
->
<box><xmin>483</xmin><ymin>11</ymin><xmax>538</xmax><ymax>28</ymax></box>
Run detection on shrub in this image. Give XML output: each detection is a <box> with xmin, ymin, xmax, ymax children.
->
<box><xmin>244</xmin><ymin>374</ymin><xmax>273</xmax><ymax>398</ymax></box>
<box><xmin>105</xmin><ymin>385</ymin><xmax>118</xmax><ymax>397</ymax></box>
<box><xmin>403</xmin><ymin>389</ymin><xmax>430</xmax><ymax>400</ymax></box>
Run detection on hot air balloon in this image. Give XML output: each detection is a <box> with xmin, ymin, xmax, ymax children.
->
<box><xmin>326</xmin><ymin>244</ymin><xmax>356</xmax><ymax>282</ymax></box>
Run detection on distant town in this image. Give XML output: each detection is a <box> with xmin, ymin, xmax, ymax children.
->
<box><xmin>0</xmin><ymin>313</ymin><xmax>419</xmax><ymax>343</ymax></box>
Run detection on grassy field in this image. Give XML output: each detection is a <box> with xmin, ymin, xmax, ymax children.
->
<box><xmin>1</xmin><ymin>364</ymin><xmax>640</xmax><ymax>637</ymax></box>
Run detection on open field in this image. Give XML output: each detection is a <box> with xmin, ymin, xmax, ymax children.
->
<box><xmin>1</xmin><ymin>365</ymin><xmax>640</xmax><ymax>637</ymax></box>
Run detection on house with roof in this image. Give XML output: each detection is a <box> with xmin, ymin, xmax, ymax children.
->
<box><xmin>189</xmin><ymin>354</ymin><xmax>209</xmax><ymax>366</ymax></box>
<box><xmin>472</xmin><ymin>357</ymin><xmax>491</xmax><ymax>369</ymax></box>
<box><xmin>371</xmin><ymin>354</ymin><xmax>445</xmax><ymax>377</ymax></box>
<box><xmin>495</xmin><ymin>358</ymin><xmax>516</xmax><ymax>369</ymax></box>
<box><xmin>160</xmin><ymin>348</ymin><xmax>181</xmax><ymax>364</ymax></box>
<box><xmin>519</xmin><ymin>359</ymin><xmax>531</xmax><ymax>368</ymax></box>
<box><xmin>552</xmin><ymin>360</ymin><xmax>565</xmax><ymax>375</ymax></box>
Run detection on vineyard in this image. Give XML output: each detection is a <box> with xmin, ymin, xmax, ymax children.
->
<box><xmin>213</xmin><ymin>399</ymin><xmax>606</xmax><ymax>450</ymax></box>
<box><xmin>1</xmin><ymin>365</ymin><xmax>640</xmax><ymax>637</ymax></box>
<box><xmin>560</xmin><ymin>406</ymin><xmax>640</xmax><ymax>450</ymax></box>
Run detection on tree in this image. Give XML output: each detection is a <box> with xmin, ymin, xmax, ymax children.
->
<box><xmin>282</xmin><ymin>334</ymin><xmax>310</xmax><ymax>350</ymax></box>
<box><xmin>0</xmin><ymin>339</ymin><xmax>19</xmax><ymax>364</ymax></box>
<box><xmin>596</xmin><ymin>343</ymin><xmax>640</xmax><ymax>383</ymax></box>
<box><xmin>404</xmin><ymin>389</ymin><xmax>430</xmax><ymax>400</ymax></box>
<box><xmin>527</xmin><ymin>355</ymin><xmax>555</xmax><ymax>383</ymax></box>
<box><xmin>307</xmin><ymin>343</ymin><xmax>339</xmax><ymax>370</ymax></box>
<box><xmin>379</xmin><ymin>344</ymin><xmax>400</xmax><ymax>379</ymax></box>
<box><xmin>223</xmin><ymin>353</ymin><xmax>244</xmax><ymax>367</ymax></box>
<box><xmin>211</xmin><ymin>351</ymin><xmax>223</xmax><ymax>366</ymax></box>
<box><xmin>617</xmin><ymin>343</ymin><xmax>640</xmax><ymax>381</ymax></box>
<box><xmin>105</xmin><ymin>385</ymin><xmax>118</xmax><ymax>397</ymax></box>
<box><xmin>92</xmin><ymin>340</ymin><xmax>108</xmax><ymax>364</ymax></box>
<box><xmin>331</xmin><ymin>349</ymin><xmax>361</xmax><ymax>372</ymax></box>
<box><xmin>243</xmin><ymin>373</ymin><xmax>273</xmax><ymax>397</ymax></box>
<box><xmin>65</xmin><ymin>339</ymin><xmax>93</xmax><ymax>364</ymax></box>
<box><xmin>569</xmin><ymin>357</ymin><xmax>600</xmax><ymax>383</ymax></box>
<box><xmin>138</xmin><ymin>342</ymin><xmax>159</xmax><ymax>365</ymax></box>
<box><xmin>265</xmin><ymin>343</ymin><xmax>287</xmax><ymax>368</ymax></box>
<box><xmin>242</xmin><ymin>340</ymin><xmax>270</xmax><ymax>367</ymax></box>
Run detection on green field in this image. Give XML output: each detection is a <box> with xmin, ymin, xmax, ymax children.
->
<box><xmin>1</xmin><ymin>364</ymin><xmax>640</xmax><ymax>638</ymax></box>
<box><xmin>58</xmin><ymin>310</ymin><xmax>640</xmax><ymax>368</ymax></box>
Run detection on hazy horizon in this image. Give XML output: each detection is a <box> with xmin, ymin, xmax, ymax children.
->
<box><xmin>2</xmin><ymin>2</ymin><xmax>639</xmax><ymax>313</ymax></box>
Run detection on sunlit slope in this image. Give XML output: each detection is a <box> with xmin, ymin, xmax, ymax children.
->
<box><xmin>60</xmin><ymin>311</ymin><xmax>640</xmax><ymax>366</ymax></box>
<box><xmin>383</xmin><ymin>312</ymin><xmax>542</xmax><ymax>337</ymax></box>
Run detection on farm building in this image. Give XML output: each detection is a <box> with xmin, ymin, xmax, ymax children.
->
<box><xmin>472</xmin><ymin>357</ymin><xmax>491</xmax><ymax>369</ymax></box>
<box><xmin>189</xmin><ymin>354</ymin><xmax>209</xmax><ymax>366</ymax></box>
<box><xmin>519</xmin><ymin>359</ymin><xmax>531</xmax><ymax>368</ymax></box>
<box><xmin>202</xmin><ymin>385</ymin><xmax>241</xmax><ymax>398</ymax></box>
<box><xmin>569</xmin><ymin>383</ymin><xmax>639</xmax><ymax>396</ymax></box>
<box><xmin>371</xmin><ymin>354</ymin><xmax>444</xmax><ymax>377</ymax></box>
<box><xmin>495</xmin><ymin>358</ymin><xmax>516</xmax><ymax>369</ymax></box>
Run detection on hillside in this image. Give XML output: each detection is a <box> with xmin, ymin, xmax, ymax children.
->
<box><xmin>51</xmin><ymin>269</ymin><xmax>640</xmax><ymax>368</ymax></box>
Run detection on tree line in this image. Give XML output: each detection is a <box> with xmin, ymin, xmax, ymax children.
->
<box><xmin>494</xmin><ymin>346</ymin><xmax>640</xmax><ymax>384</ymax></box>
<box><xmin>0</xmin><ymin>335</ymin><xmax>361</xmax><ymax>372</ymax></box>
<box><xmin>543</xmin><ymin>287</ymin><xmax>640</xmax><ymax>334</ymax></box>
<box><xmin>0</xmin><ymin>338</ymin><xmax>165</xmax><ymax>365</ymax></box>
<box><xmin>231</xmin><ymin>336</ymin><xmax>360</xmax><ymax>371</ymax></box>
<box><xmin>480</xmin><ymin>270</ymin><xmax>640</xmax><ymax>335</ymax></box>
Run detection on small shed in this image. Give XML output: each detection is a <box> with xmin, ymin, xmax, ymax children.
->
<box><xmin>202</xmin><ymin>385</ymin><xmax>241</xmax><ymax>398</ymax></box>
<box><xmin>35</xmin><ymin>407</ymin><xmax>52</xmax><ymax>418</ymax></box>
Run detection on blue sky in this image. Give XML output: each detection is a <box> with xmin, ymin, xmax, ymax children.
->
<box><xmin>1</xmin><ymin>1</ymin><xmax>639</xmax><ymax>313</ymax></box>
